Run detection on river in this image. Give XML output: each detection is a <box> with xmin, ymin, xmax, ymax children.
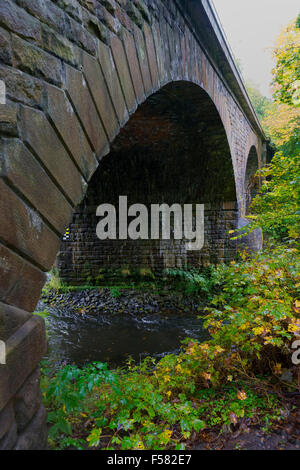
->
<box><xmin>36</xmin><ymin>299</ymin><xmax>209</xmax><ymax>368</ymax></box>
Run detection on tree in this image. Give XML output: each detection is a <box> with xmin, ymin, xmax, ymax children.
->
<box><xmin>263</xmin><ymin>102</ymin><xmax>299</xmax><ymax>148</ymax></box>
<box><xmin>249</xmin><ymin>152</ymin><xmax>300</xmax><ymax>240</ymax></box>
<box><xmin>242</xmin><ymin>17</ymin><xmax>300</xmax><ymax>241</ymax></box>
<box><xmin>246</xmin><ymin>81</ymin><xmax>271</xmax><ymax>123</ymax></box>
<box><xmin>272</xmin><ymin>17</ymin><xmax>300</xmax><ymax>106</ymax></box>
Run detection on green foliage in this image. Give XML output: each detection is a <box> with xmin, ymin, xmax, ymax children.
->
<box><xmin>246</xmin><ymin>82</ymin><xmax>272</xmax><ymax>123</ymax></box>
<box><xmin>280</xmin><ymin>127</ymin><xmax>300</xmax><ymax>157</ymax></box>
<box><xmin>203</xmin><ymin>246</ymin><xmax>299</xmax><ymax>361</ymax></box>
<box><xmin>241</xmin><ymin>151</ymin><xmax>300</xmax><ymax>241</ymax></box>
<box><xmin>43</xmin><ymin>268</ymin><xmax>64</xmax><ymax>293</ymax></box>
<box><xmin>42</xmin><ymin>357</ymin><xmax>282</xmax><ymax>450</ymax></box>
<box><xmin>34</xmin><ymin>310</ymin><xmax>49</xmax><ymax>320</ymax></box>
<box><xmin>242</xmin><ymin>16</ymin><xmax>300</xmax><ymax>243</ymax></box>
<box><xmin>42</xmin><ymin>247</ymin><xmax>297</xmax><ymax>450</ymax></box>
<box><xmin>42</xmin><ymin>359</ymin><xmax>207</xmax><ymax>450</ymax></box>
<box><xmin>263</xmin><ymin>102</ymin><xmax>300</xmax><ymax>147</ymax></box>
<box><xmin>163</xmin><ymin>267</ymin><xmax>224</xmax><ymax>298</ymax></box>
<box><xmin>109</xmin><ymin>286</ymin><xmax>122</xmax><ymax>298</ymax></box>
<box><xmin>196</xmin><ymin>386</ymin><xmax>281</xmax><ymax>429</ymax></box>
<box><xmin>272</xmin><ymin>17</ymin><xmax>300</xmax><ymax>106</ymax></box>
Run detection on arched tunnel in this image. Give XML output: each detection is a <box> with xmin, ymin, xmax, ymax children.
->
<box><xmin>56</xmin><ymin>82</ymin><xmax>238</xmax><ymax>284</ymax></box>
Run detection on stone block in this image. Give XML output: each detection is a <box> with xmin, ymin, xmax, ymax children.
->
<box><xmin>0</xmin><ymin>138</ymin><xmax>73</xmax><ymax>234</ymax></box>
<box><xmin>0</xmin><ymin>64</ymin><xmax>43</xmax><ymax>108</ymax></box>
<box><xmin>82</xmin><ymin>12</ymin><xmax>108</xmax><ymax>44</ymax></box>
<box><xmin>12</xmin><ymin>35</ymin><xmax>64</xmax><ymax>87</ymax></box>
<box><xmin>114</xmin><ymin>3</ymin><xmax>132</xmax><ymax>31</ymax></box>
<box><xmin>14</xmin><ymin>368</ymin><xmax>42</xmax><ymax>431</ymax></box>
<box><xmin>81</xmin><ymin>0</ymin><xmax>96</xmax><ymax>13</ymax></box>
<box><xmin>0</xmin><ymin>421</ymin><xmax>17</xmax><ymax>450</ymax></box>
<box><xmin>20</xmin><ymin>106</ymin><xmax>87</xmax><ymax>206</ymax></box>
<box><xmin>0</xmin><ymin>301</ymin><xmax>32</xmax><ymax>342</ymax></box>
<box><xmin>110</xmin><ymin>33</ymin><xmax>136</xmax><ymax>113</ymax></box>
<box><xmin>0</xmin><ymin>0</ymin><xmax>41</xmax><ymax>42</ymax></box>
<box><xmin>56</xmin><ymin>0</ymin><xmax>83</xmax><ymax>22</ymax></box>
<box><xmin>151</xmin><ymin>21</ymin><xmax>168</xmax><ymax>85</ymax></box>
<box><xmin>143</xmin><ymin>23</ymin><xmax>159</xmax><ymax>90</ymax></box>
<box><xmin>5</xmin><ymin>259</ymin><xmax>47</xmax><ymax>312</ymax></box>
<box><xmin>0</xmin><ymin>102</ymin><xmax>18</xmax><ymax>136</ymax></box>
<box><xmin>65</xmin><ymin>15</ymin><xmax>97</xmax><ymax>55</ymax></box>
<box><xmin>0</xmin><ymin>179</ymin><xmax>60</xmax><ymax>271</ymax></box>
<box><xmin>96</xmin><ymin>3</ymin><xmax>121</xmax><ymax>35</ymax></box>
<box><xmin>98</xmin><ymin>40</ymin><xmax>128</xmax><ymax>125</ymax></box>
<box><xmin>17</xmin><ymin>0</ymin><xmax>66</xmax><ymax>35</ymax></box>
<box><xmin>65</xmin><ymin>64</ymin><xmax>109</xmax><ymax>157</ymax></box>
<box><xmin>121</xmin><ymin>27</ymin><xmax>145</xmax><ymax>104</ymax></box>
<box><xmin>0</xmin><ymin>27</ymin><xmax>12</xmax><ymax>66</ymax></box>
<box><xmin>0</xmin><ymin>241</ymin><xmax>46</xmax><ymax>313</ymax></box>
<box><xmin>41</xmin><ymin>24</ymin><xmax>79</xmax><ymax>65</ymax></box>
<box><xmin>0</xmin><ymin>402</ymin><xmax>15</xmax><ymax>440</ymax></box>
<box><xmin>133</xmin><ymin>24</ymin><xmax>152</xmax><ymax>95</ymax></box>
<box><xmin>82</xmin><ymin>51</ymin><xmax>119</xmax><ymax>142</ymax></box>
<box><xmin>14</xmin><ymin>404</ymin><xmax>47</xmax><ymax>450</ymax></box>
<box><xmin>133</xmin><ymin>0</ymin><xmax>150</xmax><ymax>22</ymax></box>
<box><xmin>0</xmin><ymin>317</ymin><xmax>46</xmax><ymax>412</ymax></box>
<box><xmin>0</xmin><ymin>245</ymin><xmax>24</xmax><ymax>303</ymax></box>
<box><xmin>101</xmin><ymin>0</ymin><xmax>117</xmax><ymax>15</ymax></box>
<box><xmin>46</xmin><ymin>83</ymin><xmax>98</xmax><ymax>180</ymax></box>
<box><xmin>166</xmin><ymin>21</ymin><xmax>181</xmax><ymax>81</ymax></box>
<box><xmin>125</xmin><ymin>2</ymin><xmax>143</xmax><ymax>27</ymax></box>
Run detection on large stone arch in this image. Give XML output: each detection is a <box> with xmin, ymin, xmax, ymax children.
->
<box><xmin>57</xmin><ymin>80</ymin><xmax>238</xmax><ymax>284</ymax></box>
<box><xmin>0</xmin><ymin>0</ymin><xmax>266</xmax><ymax>448</ymax></box>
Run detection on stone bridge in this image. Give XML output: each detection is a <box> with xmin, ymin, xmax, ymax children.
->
<box><xmin>0</xmin><ymin>0</ymin><xmax>266</xmax><ymax>449</ymax></box>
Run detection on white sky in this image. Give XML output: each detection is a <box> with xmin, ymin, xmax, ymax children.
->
<box><xmin>212</xmin><ymin>0</ymin><xmax>299</xmax><ymax>97</ymax></box>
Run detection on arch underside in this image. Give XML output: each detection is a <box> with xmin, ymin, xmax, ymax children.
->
<box><xmin>238</xmin><ymin>145</ymin><xmax>262</xmax><ymax>253</ymax></box>
<box><xmin>57</xmin><ymin>82</ymin><xmax>238</xmax><ymax>284</ymax></box>
<box><xmin>245</xmin><ymin>145</ymin><xmax>260</xmax><ymax>214</ymax></box>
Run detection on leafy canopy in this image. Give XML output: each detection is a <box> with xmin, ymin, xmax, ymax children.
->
<box><xmin>242</xmin><ymin>16</ymin><xmax>300</xmax><ymax>241</ymax></box>
<box><xmin>272</xmin><ymin>17</ymin><xmax>300</xmax><ymax>106</ymax></box>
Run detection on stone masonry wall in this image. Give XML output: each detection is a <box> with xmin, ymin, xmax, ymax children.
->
<box><xmin>57</xmin><ymin>203</ymin><xmax>238</xmax><ymax>284</ymax></box>
<box><xmin>0</xmin><ymin>0</ymin><xmax>264</xmax><ymax>448</ymax></box>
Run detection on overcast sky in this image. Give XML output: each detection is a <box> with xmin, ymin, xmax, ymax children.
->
<box><xmin>212</xmin><ymin>0</ymin><xmax>299</xmax><ymax>97</ymax></box>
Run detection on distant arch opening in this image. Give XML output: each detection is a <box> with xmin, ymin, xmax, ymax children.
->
<box><xmin>57</xmin><ymin>81</ymin><xmax>238</xmax><ymax>284</ymax></box>
<box><xmin>245</xmin><ymin>146</ymin><xmax>259</xmax><ymax>215</ymax></box>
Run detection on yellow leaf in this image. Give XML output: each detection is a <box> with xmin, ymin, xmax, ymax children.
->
<box><xmin>237</xmin><ymin>390</ymin><xmax>247</xmax><ymax>401</ymax></box>
<box><xmin>273</xmin><ymin>363</ymin><xmax>282</xmax><ymax>375</ymax></box>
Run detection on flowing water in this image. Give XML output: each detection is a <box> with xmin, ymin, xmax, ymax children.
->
<box><xmin>37</xmin><ymin>300</ymin><xmax>210</xmax><ymax>368</ymax></box>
